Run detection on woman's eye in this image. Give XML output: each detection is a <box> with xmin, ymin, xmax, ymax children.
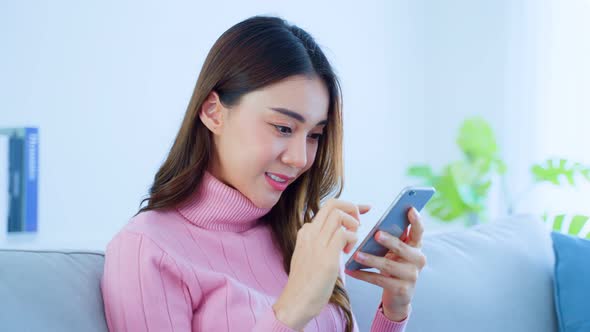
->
<box><xmin>274</xmin><ymin>125</ymin><xmax>292</xmax><ymax>135</ymax></box>
<box><xmin>308</xmin><ymin>133</ymin><xmax>323</xmax><ymax>141</ymax></box>
<box><xmin>273</xmin><ymin>124</ymin><xmax>322</xmax><ymax>141</ymax></box>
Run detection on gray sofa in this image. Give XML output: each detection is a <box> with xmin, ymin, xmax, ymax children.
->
<box><xmin>0</xmin><ymin>215</ymin><xmax>557</xmax><ymax>332</ymax></box>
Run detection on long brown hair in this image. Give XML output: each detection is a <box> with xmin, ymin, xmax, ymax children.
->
<box><xmin>137</xmin><ymin>16</ymin><xmax>354</xmax><ymax>331</ymax></box>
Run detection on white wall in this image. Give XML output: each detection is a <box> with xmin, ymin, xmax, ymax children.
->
<box><xmin>527</xmin><ymin>0</ymin><xmax>590</xmax><ymax>220</ymax></box>
<box><xmin>0</xmin><ymin>1</ymin><xmax>423</xmax><ymax>250</ymax></box>
<box><xmin>1</xmin><ymin>0</ymin><xmax>588</xmax><ymax>250</ymax></box>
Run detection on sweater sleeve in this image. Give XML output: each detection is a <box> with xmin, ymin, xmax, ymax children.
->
<box><xmin>101</xmin><ymin>230</ymin><xmax>194</xmax><ymax>332</ymax></box>
<box><xmin>369</xmin><ymin>302</ymin><xmax>409</xmax><ymax>332</ymax></box>
<box><xmin>339</xmin><ymin>255</ymin><xmax>409</xmax><ymax>332</ymax></box>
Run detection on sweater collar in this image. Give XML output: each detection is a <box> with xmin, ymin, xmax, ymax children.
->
<box><xmin>176</xmin><ymin>171</ymin><xmax>271</xmax><ymax>232</ymax></box>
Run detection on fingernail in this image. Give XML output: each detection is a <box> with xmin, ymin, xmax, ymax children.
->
<box><xmin>356</xmin><ymin>252</ymin><xmax>367</xmax><ymax>261</ymax></box>
<box><xmin>359</xmin><ymin>204</ymin><xmax>371</xmax><ymax>211</ymax></box>
<box><xmin>411</xmin><ymin>207</ymin><xmax>419</xmax><ymax>219</ymax></box>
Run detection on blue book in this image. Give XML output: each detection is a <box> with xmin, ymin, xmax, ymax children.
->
<box><xmin>8</xmin><ymin>135</ymin><xmax>23</xmax><ymax>232</ymax></box>
<box><xmin>23</xmin><ymin>128</ymin><xmax>39</xmax><ymax>232</ymax></box>
<box><xmin>0</xmin><ymin>135</ymin><xmax>8</xmax><ymax>235</ymax></box>
<box><xmin>1</xmin><ymin>127</ymin><xmax>39</xmax><ymax>233</ymax></box>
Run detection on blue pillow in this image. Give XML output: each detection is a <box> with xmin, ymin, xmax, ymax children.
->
<box><xmin>551</xmin><ymin>231</ymin><xmax>590</xmax><ymax>332</ymax></box>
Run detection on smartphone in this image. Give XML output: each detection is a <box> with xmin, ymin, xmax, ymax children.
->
<box><xmin>345</xmin><ymin>186</ymin><xmax>436</xmax><ymax>271</ymax></box>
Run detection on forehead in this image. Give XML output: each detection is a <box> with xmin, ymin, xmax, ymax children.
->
<box><xmin>238</xmin><ymin>75</ymin><xmax>330</xmax><ymax>121</ymax></box>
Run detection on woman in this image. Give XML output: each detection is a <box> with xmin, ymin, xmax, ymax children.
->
<box><xmin>101</xmin><ymin>15</ymin><xmax>426</xmax><ymax>332</ymax></box>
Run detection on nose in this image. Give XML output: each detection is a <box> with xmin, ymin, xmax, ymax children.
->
<box><xmin>281</xmin><ymin>136</ymin><xmax>307</xmax><ymax>169</ymax></box>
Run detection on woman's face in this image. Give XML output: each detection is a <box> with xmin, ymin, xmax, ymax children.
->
<box><xmin>200</xmin><ymin>75</ymin><xmax>329</xmax><ymax>209</ymax></box>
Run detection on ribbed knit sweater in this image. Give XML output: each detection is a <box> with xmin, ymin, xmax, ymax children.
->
<box><xmin>100</xmin><ymin>171</ymin><xmax>408</xmax><ymax>331</ymax></box>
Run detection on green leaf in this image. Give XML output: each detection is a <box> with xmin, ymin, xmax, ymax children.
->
<box><xmin>493</xmin><ymin>158</ymin><xmax>507</xmax><ymax>175</ymax></box>
<box><xmin>471</xmin><ymin>157</ymin><xmax>493</xmax><ymax>174</ymax></box>
<box><xmin>473</xmin><ymin>179</ymin><xmax>492</xmax><ymax>198</ymax></box>
<box><xmin>568</xmin><ymin>215</ymin><xmax>590</xmax><ymax>235</ymax></box>
<box><xmin>426</xmin><ymin>170</ymin><xmax>469</xmax><ymax>221</ymax></box>
<box><xmin>456</xmin><ymin>117</ymin><xmax>498</xmax><ymax>160</ymax></box>
<box><xmin>531</xmin><ymin>159</ymin><xmax>590</xmax><ymax>186</ymax></box>
<box><xmin>449</xmin><ymin>161</ymin><xmax>489</xmax><ymax>211</ymax></box>
<box><xmin>407</xmin><ymin>165</ymin><xmax>434</xmax><ymax>181</ymax></box>
<box><xmin>546</xmin><ymin>213</ymin><xmax>590</xmax><ymax>238</ymax></box>
<box><xmin>552</xmin><ymin>214</ymin><xmax>566</xmax><ymax>232</ymax></box>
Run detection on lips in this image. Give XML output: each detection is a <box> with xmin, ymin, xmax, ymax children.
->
<box><xmin>266</xmin><ymin>172</ymin><xmax>295</xmax><ymax>181</ymax></box>
<box><xmin>265</xmin><ymin>172</ymin><xmax>295</xmax><ymax>191</ymax></box>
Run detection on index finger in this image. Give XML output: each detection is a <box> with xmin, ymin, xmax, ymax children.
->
<box><xmin>313</xmin><ymin>199</ymin><xmax>361</xmax><ymax>227</ymax></box>
<box><xmin>407</xmin><ymin>207</ymin><xmax>424</xmax><ymax>248</ymax></box>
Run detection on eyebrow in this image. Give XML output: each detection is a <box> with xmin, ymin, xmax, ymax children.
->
<box><xmin>269</xmin><ymin>107</ymin><xmax>328</xmax><ymax>126</ymax></box>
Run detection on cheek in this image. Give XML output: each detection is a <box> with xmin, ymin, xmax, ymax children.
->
<box><xmin>236</xmin><ymin>125</ymin><xmax>280</xmax><ymax>163</ymax></box>
<box><xmin>218</xmin><ymin>124</ymin><xmax>261</xmax><ymax>165</ymax></box>
<box><xmin>303</xmin><ymin>143</ymin><xmax>319</xmax><ymax>170</ymax></box>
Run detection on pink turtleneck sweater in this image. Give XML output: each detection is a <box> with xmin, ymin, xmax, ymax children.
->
<box><xmin>101</xmin><ymin>171</ymin><xmax>408</xmax><ymax>332</ymax></box>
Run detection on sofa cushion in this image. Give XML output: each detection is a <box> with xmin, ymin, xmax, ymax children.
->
<box><xmin>551</xmin><ymin>232</ymin><xmax>590</xmax><ymax>332</ymax></box>
<box><xmin>0</xmin><ymin>249</ymin><xmax>108</xmax><ymax>332</ymax></box>
<box><xmin>345</xmin><ymin>214</ymin><xmax>558</xmax><ymax>332</ymax></box>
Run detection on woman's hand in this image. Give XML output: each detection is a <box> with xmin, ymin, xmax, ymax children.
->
<box><xmin>345</xmin><ymin>207</ymin><xmax>427</xmax><ymax>322</ymax></box>
<box><xmin>273</xmin><ymin>199</ymin><xmax>370</xmax><ymax>330</ymax></box>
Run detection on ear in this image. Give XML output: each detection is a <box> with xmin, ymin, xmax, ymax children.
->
<box><xmin>199</xmin><ymin>91</ymin><xmax>225</xmax><ymax>135</ymax></box>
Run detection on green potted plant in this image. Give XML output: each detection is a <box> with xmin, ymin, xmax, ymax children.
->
<box><xmin>407</xmin><ymin>116</ymin><xmax>590</xmax><ymax>238</ymax></box>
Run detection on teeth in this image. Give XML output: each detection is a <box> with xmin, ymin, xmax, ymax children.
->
<box><xmin>267</xmin><ymin>173</ymin><xmax>286</xmax><ymax>183</ymax></box>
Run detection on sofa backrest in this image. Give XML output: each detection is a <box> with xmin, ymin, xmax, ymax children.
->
<box><xmin>0</xmin><ymin>215</ymin><xmax>558</xmax><ymax>332</ymax></box>
<box><xmin>0</xmin><ymin>249</ymin><xmax>108</xmax><ymax>332</ymax></box>
<box><xmin>346</xmin><ymin>214</ymin><xmax>558</xmax><ymax>332</ymax></box>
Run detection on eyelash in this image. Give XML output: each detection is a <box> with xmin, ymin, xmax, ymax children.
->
<box><xmin>273</xmin><ymin>125</ymin><xmax>323</xmax><ymax>141</ymax></box>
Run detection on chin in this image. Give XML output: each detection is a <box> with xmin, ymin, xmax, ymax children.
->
<box><xmin>248</xmin><ymin>191</ymin><xmax>281</xmax><ymax>210</ymax></box>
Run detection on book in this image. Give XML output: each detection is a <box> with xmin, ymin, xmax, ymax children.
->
<box><xmin>23</xmin><ymin>128</ymin><xmax>39</xmax><ymax>232</ymax></box>
<box><xmin>0</xmin><ymin>135</ymin><xmax>7</xmax><ymax>238</ymax></box>
<box><xmin>8</xmin><ymin>135</ymin><xmax>22</xmax><ymax>232</ymax></box>
<box><xmin>0</xmin><ymin>127</ymin><xmax>39</xmax><ymax>233</ymax></box>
